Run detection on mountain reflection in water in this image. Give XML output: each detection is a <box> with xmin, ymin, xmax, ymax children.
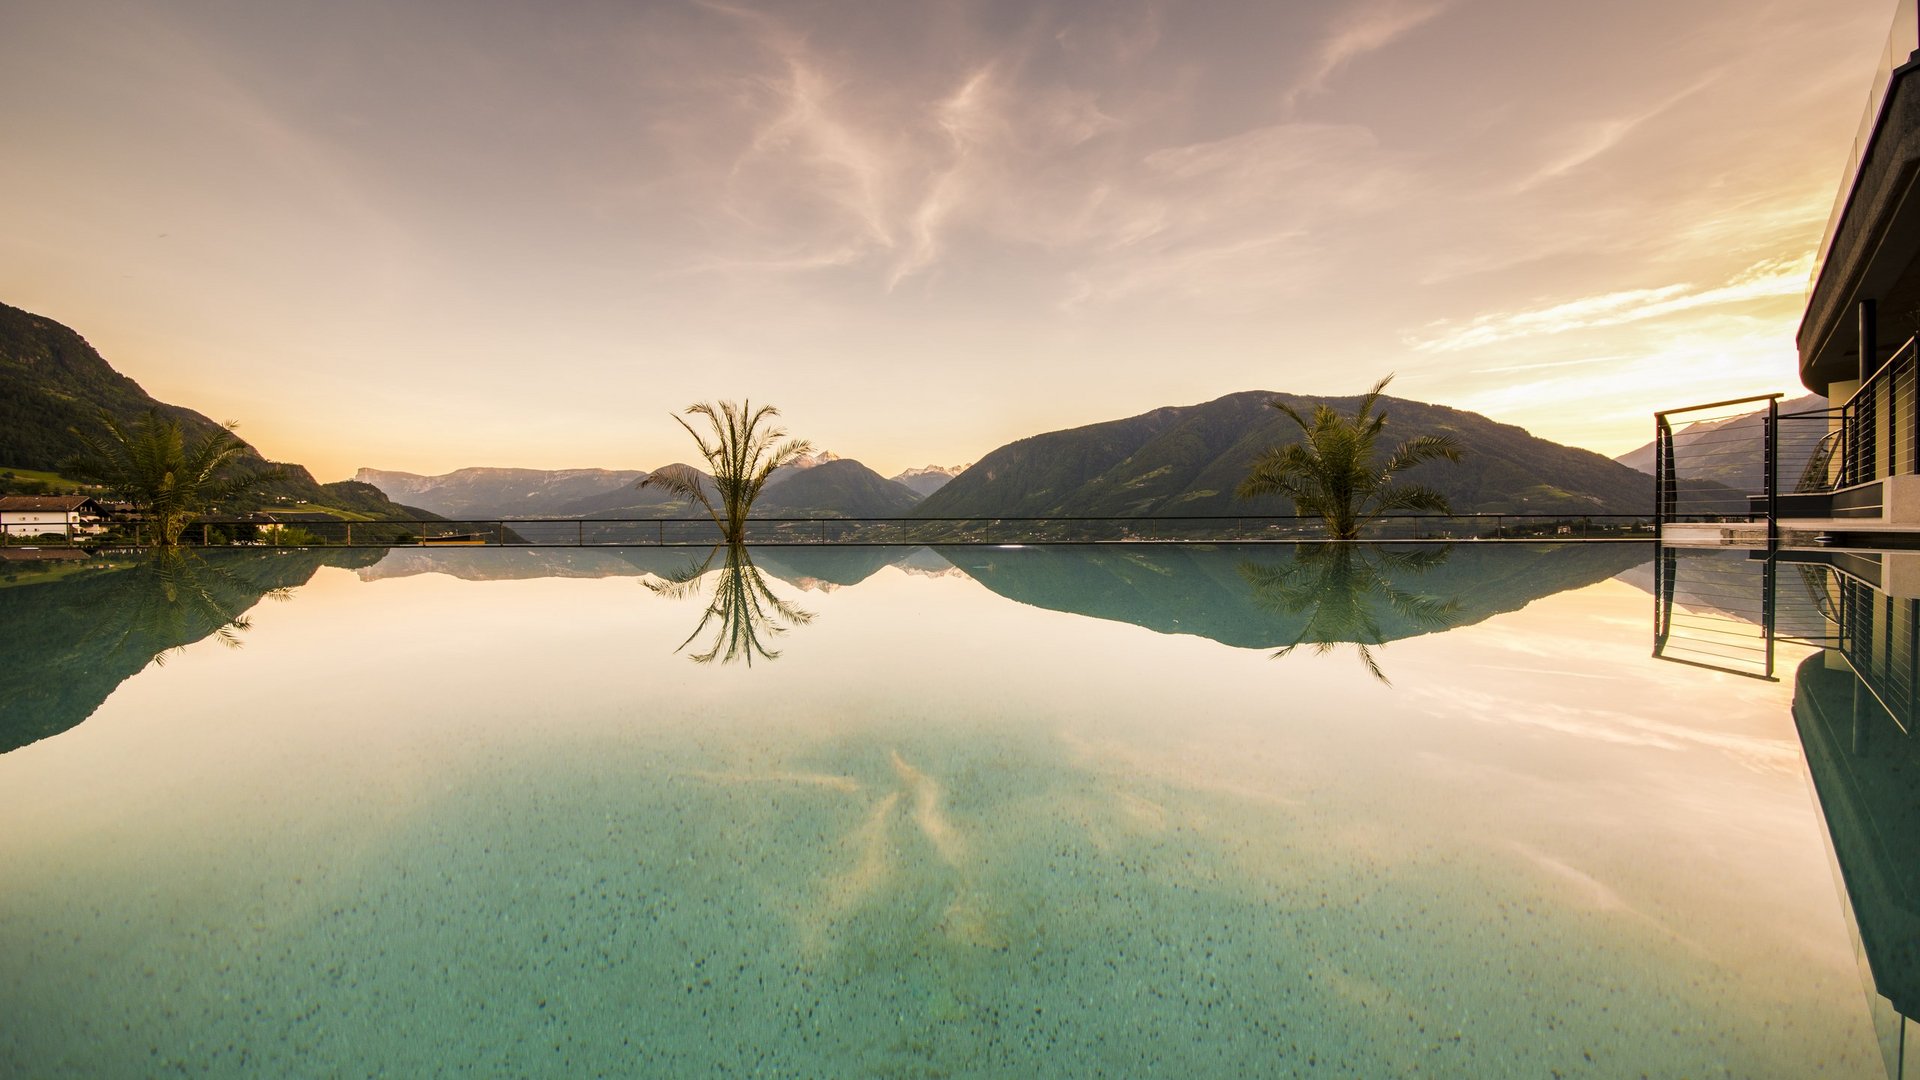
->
<box><xmin>0</xmin><ymin>547</ymin><xmax>382</xmax><ymax>754</ymax></box>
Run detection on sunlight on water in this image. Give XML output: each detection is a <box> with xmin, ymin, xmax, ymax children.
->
<box><xmin>0</xmin><ymin>545</ymin><xmax>1884</xmax><ymax>1076</ymax></box>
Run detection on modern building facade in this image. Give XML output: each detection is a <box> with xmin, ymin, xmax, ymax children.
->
<box><xmin>1790</xmin><ymin>2</ymin><xmax>1920</xmax><ymax>536</ymax></box>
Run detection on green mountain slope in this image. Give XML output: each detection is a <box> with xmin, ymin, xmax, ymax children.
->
<box><xmin>917</xmin><ymin>390</ymin><xmax>1651</xmax><ymax>518</ymax></box>
<box><xmin>0</xmin><ymin>300</ymin><xmax>235</xmax><ymax>471</ymax></box>
<box><xmin>0</xmin><ymin>301</ymin><xmax>428</xmax><ymax>520</ymax></box>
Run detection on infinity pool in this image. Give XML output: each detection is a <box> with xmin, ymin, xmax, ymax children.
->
<box><xmin>0</xmin><ymin>543</ymin><xmax>1888</xmax><ymax>1076</ymax></box>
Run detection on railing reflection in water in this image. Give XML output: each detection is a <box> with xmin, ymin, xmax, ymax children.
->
<box><xmin>1653</xmin><ymin>545</ymin><xmax>1920</xmax><ymax>1078</ymax></box>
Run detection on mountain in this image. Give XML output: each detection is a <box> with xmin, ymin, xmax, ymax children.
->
<box><xmin>0</xmin><ymin>301</ymin><xmax>427</xmax><ymax>520</ymax></box>
<box><xmin>916</xmin><ymin>390</ymin><xmax>1651</xmax><ymax>519</ymax></box>
<box><xmin>353</xmin><ymin>466</ymin><xmax>648</xmax><ymax>518</ymax></box>
<box><xmin>755</xmin><ymin>459</ymin><xmax>922</xmax><ymax>517</ymax></box>
<box><xmin>787</xmin><ymin>450</ymin><xmax>842</xmax><ymax>471</ymax></box>
<box><xmin>891</xmin><ymin>464</ymin><xmax>971</xmax><ymax>498</ymax></box>
<box><xmin>359</xmin><ymin>458</ymin><xmax>923</xmax><ymax>519</ymax></box>
<box><xmin>1613</xmin><ymin>394</ymin><xmax>1827</xmax><ymax>491</ymax></box>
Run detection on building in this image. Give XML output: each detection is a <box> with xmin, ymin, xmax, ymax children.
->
<box><xmin>0</xmin><ymin>495</ymin><xmax>104</xmax><ymax>540</ymax></box>
<box><xmin>1788</xmin><ymin>4</ymin><xmax>1920</xmax><ymax>537</ymax></box>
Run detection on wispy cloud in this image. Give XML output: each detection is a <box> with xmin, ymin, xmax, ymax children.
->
<box><xmin>1410</xmin><ymin>256</ymin><xmax>1813</xmax><ymax>353</ymax></box>
<box><xmin>1510</xmin><ymin>74</ymin><xmax>1722</xmax><ymax>193</ymax></box>
<box><xmin>1284</xmin><ymin>0</ymin><xmax>1448</xmax><ymax>112</ymax></box>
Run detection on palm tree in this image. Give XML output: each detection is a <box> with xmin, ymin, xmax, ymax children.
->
<box><xmin>640</xmin><ymin>401</ymin><xmax>813</xmax><ymax>544</ymax></box>
<box><xmin>67</xmin><ymin>410</ymin><xmax>274</xmax><ymax>547</ymax></box>
<box><xmin>1237</xmin><ymin>375</ymin><xmax>1463</xmax><ymax>540</ymax></box>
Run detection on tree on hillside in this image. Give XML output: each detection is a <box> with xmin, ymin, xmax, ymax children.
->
<box><xmin>1237</xmin><ymin>375</ymin><xmax>1463</xmax><ymax>540</ymax></box>
<box><xmin>67</xmin><ymin>410</ymin><xmax>275</xmax><ymax>547</ymax></box>
<box><xmin>640</xmin><ymin>400</ymin><xmax>813</xmax><ymax>544</ymax></box>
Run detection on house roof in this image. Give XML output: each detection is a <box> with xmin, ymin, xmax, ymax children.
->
<box><xmin>0</xmin><ymin>495</ymin><xmax>101</xmax><ymax>513</ymax></box>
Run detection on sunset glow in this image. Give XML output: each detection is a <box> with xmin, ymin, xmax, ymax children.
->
<box><xmin>0</xmin><ymin>1</ymin><xmax>1891</xmax><ymax>478</ymax></box>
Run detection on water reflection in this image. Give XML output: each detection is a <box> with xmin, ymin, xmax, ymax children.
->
<box><xmin>650</xmin><ymin>543</ymin><xmax>814</xmax><ymax>665</ymax></box>
<box><xmin>1240</xmin><ymin>545</ymin><xmax>1461</xmax><ymax>684</ymax></box>
<box><xmin>0</xmin><ymin>547</ymin><xmax>381</xmax><ymax>754</ymax></box>
<box><xmin>1783</xmin><ymin>554</ymin><xmax>1920</xmax><ymax>1080</ymax></box>
<box><xmin>944</xmin><ymin>541</ymin><xmax>1647</xmax><ymax>656</ymax></box>
<box><xmin>1651</xmin><ymin>544</ymin><xmax>1920</xmax><ymax>1078</ymax></box>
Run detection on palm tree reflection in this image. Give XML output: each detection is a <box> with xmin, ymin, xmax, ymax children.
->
<box><xmin>650</xmin><ymin>543</ymin><xmax>813</xmax><ymax>665</ymax></box>
<box><xmin>1239</xmin><ymin>544</ymin><xmax>1461</xmax><ymax>685</ymax></box>
<box><xmin>92</xmin><ymin>548</ymin><xmax>277</xmax><ymax>666</ymax></box>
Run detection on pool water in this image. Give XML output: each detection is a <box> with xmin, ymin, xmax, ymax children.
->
<box><xmin>0</xmin><ymin>544</ymin><xmax>1889</xmax><ymax>1076</ymax></box>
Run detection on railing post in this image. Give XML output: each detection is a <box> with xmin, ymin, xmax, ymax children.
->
<box><xmin>1761</xmin><ymin>551</ymin><xmax>1777</xmax><ymax>679</ymax></box>
<box><xmin>1765</xmin><ymin>397</ymin><xmax>1778</xmax><ymax>544</ymax></box>
<box><xmin>1654</xmin><ymin>418</ymin><xmax>1665</xmax><ymax>535</ymax></box>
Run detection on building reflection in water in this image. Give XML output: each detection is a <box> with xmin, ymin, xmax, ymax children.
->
<box><xmin>1654</xmin><ymin>544</ymin><xmax>1919</xmax><ymax>1077</ymax></box>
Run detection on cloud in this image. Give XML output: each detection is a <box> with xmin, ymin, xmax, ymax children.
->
<box><xmin>1409</xmin><ymin>256</ymin><xmax>1813</xmax><ymax>353</ymax></box>
<box><xmin>1510</xmin><ymin>73</ymin><xmax>1722</xmax><ymax>193</ymax></box>
<box><xmin>1284</xmin><ymin>0</ymin><xmax>1448</xmax><ymax>111</ymax></box>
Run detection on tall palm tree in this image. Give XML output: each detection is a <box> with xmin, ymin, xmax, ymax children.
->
<box><xmin>640</xmin><ymin>401</ymin><xmax>813</xmax><ymax>544</ymax></box>
<box><xmin>1237</xmin><ymin>375</ymin><xmax>1463</xmax><ymax>540</ymax></box>
<box><xmin>67</xmin><ymin>410</ymin><xmax>273</xmax><ymax>547</ymax></box>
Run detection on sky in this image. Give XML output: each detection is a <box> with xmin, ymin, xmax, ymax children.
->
<box><xmin>0</xmin><ymin>0</ymin><xmax>1896</xmax><ymax>481</ymax></box>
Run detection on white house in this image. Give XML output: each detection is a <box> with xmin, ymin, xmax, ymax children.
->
<box><xmin>0</xmin><ymin>495</ymin><xmax>105</xmax><ymax>539</ymax></box>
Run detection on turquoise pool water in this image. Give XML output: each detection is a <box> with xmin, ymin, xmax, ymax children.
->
<box><xmin>0</xmin><ymin>544</ymin><xmax>1889</xmax><ymax>1076</ymax></box>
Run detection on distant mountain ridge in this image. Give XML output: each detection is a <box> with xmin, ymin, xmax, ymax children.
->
<box><xmin>358</xmin><ymin>392</ymin><xmax>1651</xmax><ymax>521</ymax></box>
<box><xmin>891</xmin><ymin>464</ymin><xmax>971</xmax><ymax>497</ymax></box>
<box><xmin>916</xmin><ymin>390</ymin><xmax>1651</xmax><ymax>518</ymax></box>
<box><xmin>362</xmin><ymin>458</ymin><xmax>926</xmax><ymax>519</ymax></box>
<box><xmin>353</xmin><ymin>467</ymin><xmax>649</xmax><ymax>518</ymax></box>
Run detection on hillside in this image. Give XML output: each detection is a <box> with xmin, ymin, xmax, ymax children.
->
<box><xmin>0</xmin><ymin>301</ymin><xmax>427</xmax><ymax>519</ymax></box>
<box><xmin>917</xmin><ymin>390</ymin><xmax>1652</xmax><ymax>519</ymax></box>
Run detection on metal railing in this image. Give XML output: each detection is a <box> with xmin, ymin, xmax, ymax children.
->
<box><xmin>51</xmin><ymin>512</ymin><xmax>1658</xmax><ymax>550</ymax></box>
<box><xmin>1653</xmin><ymin>394</ymin><xmax>1780</xmax><ymax>533</ymax></box>
<box><xmin>1842</xmin><ymin>333</ymin><xmax>1920</xmax><ymax>487</ymax></box>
